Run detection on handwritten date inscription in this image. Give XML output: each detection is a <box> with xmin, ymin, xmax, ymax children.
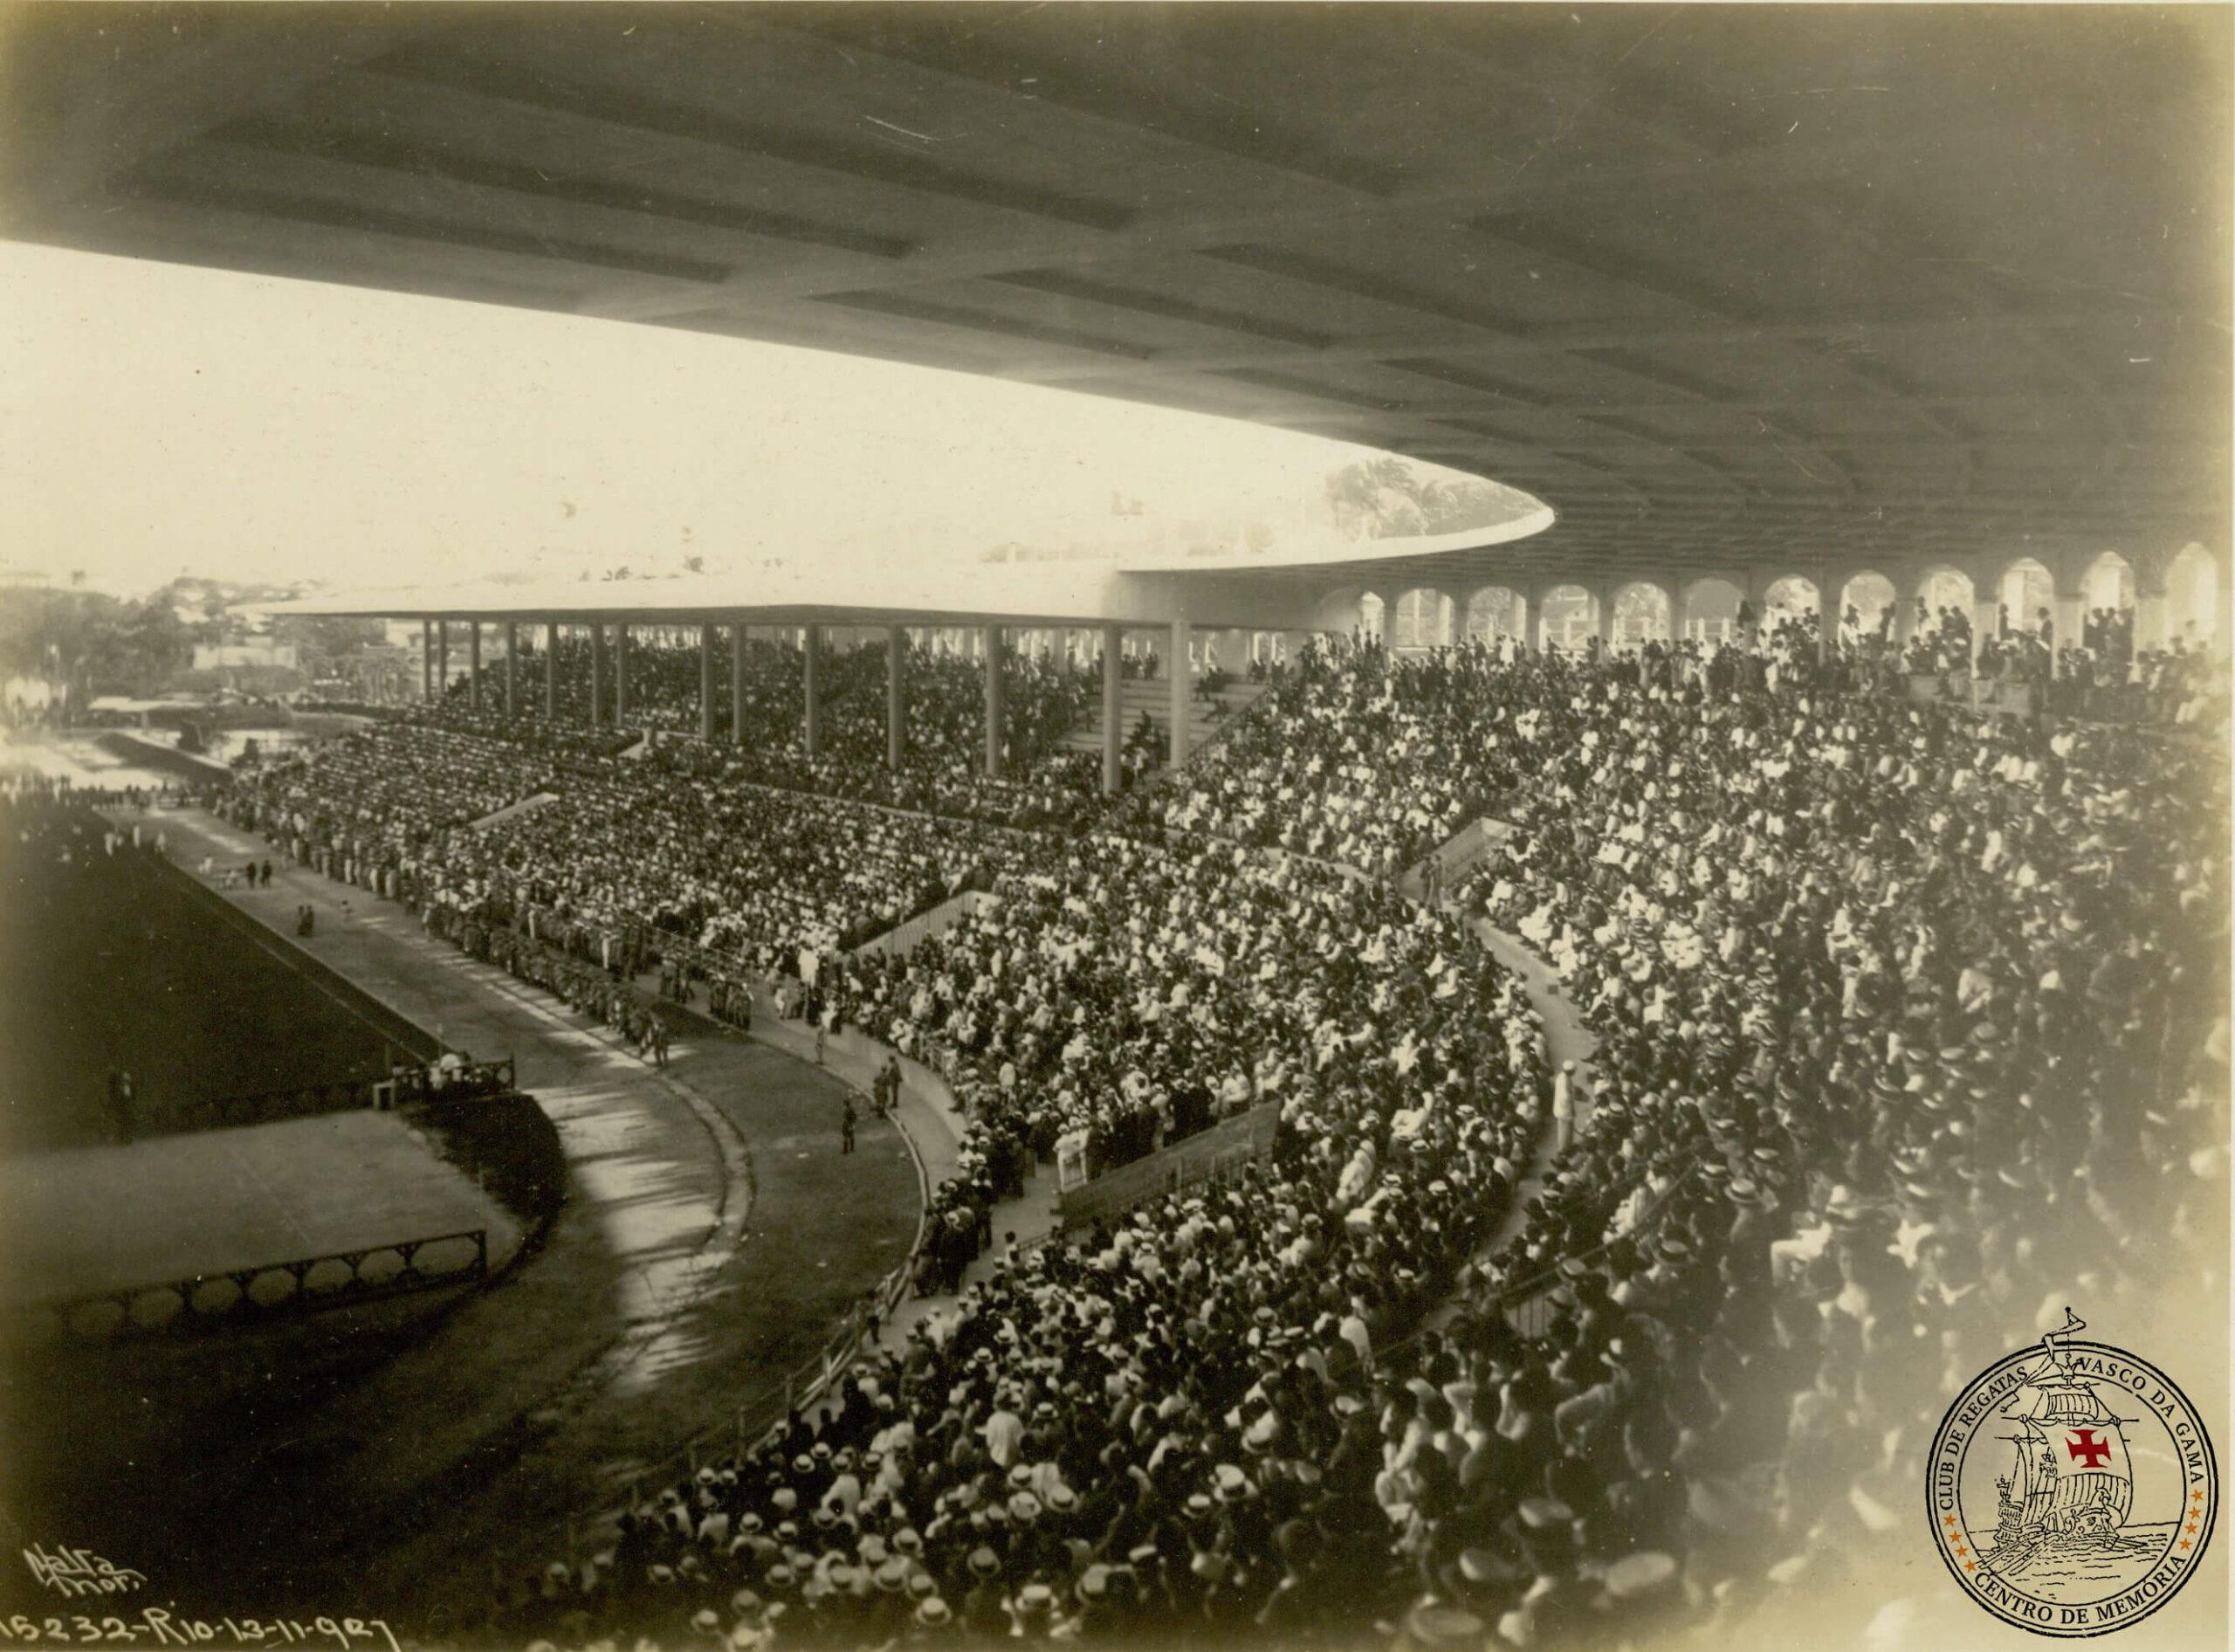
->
<box><xmin>15</xmin><ymin>1550</ymin><xmax>397</xmax><ymax>1651</ymax></box>
<box><xmin>0</xmin><ymin>1612</ymin><xmax>398</xmax><ymax>1650</ymax></box>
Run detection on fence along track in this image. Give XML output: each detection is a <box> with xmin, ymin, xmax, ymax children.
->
<box><xmin>16</xmin><ymin>1229</ymin><xmax>492</xmax><ymax>1348</ymax></box>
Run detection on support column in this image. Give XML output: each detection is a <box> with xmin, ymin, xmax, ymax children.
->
<box><xmin>1168</xmin><ymin>616</ymin><xmax>1191</xmax><ymax>768</ymax></box>
<box><xmin>732</xmin><ymin>625</ymin><xmax>747</xmax><ymax>745</ymax></box>
<box><xmin>1813</xmin><ymin>575</ymin><xmax>1835</xmax><ymax>662</ymax></box>
<box><xmin>698</xmin><ymin>624</ymin><xmax>716</xmax><ymax>741</ymax></box>
<box><xmin>983</xmin><ymin>624</ymin><xmax>1004</xmax><ymax>778</ymax></box>
<box><xmin>615</xmin><ymin>623</ymin><xmax>630</xmax><ymax>724</ymax></box>
<box><xmin>590</xmin><ymin>621</ymin><xmax>607</xmax><ymax>726</ymax></box>
<box><xmin>1740</xmin><ymin>568</ymin><xmax>1768</xmax><ymax>637</ymax></box>
<box><xmin>1970</xmin><ymin>593</ymin><xmax>1998</xmax><ymax>668</ymax></box>
<box><xmin>2053</xmin><ymin>588</ymin><xmax>2084</xmax><ymax>672</ymax></box>
<box><xmin>1592</xmin><ymin>588</ymin><xmax>1615</xmax><ymax>646</ymax></box>
<box><xmin>887</xmin><ymin>626</ymin><xmax>906</xmax><ymax>769</ymax></box>
<box><xmin>544</xmin><ymin>623</ymin><xmax>559</xmax><ymax>719</ymax></box>
<box><xmin>468</xmin><ymin>621</ymin><xmax>483</xmax><ymax>709</ymax></box>
<box><xmin>1530</xmin><ymin>589</ymin><xmax>1556</xmax><ymax>651</ymax></box>
<box><xmin>436</xmin><ymin>619</ymin><xmax>450</xmax><ymax>704</ymax></box>
<box><xmin>2134</xmin><ymin>585</ymin><xmax>2170</xmax><ymax>656</ymax></box>
<box><xmin>1102</xmin><ymin>623</ymin><xmax>1124</xmax><ymax>795</ymax></box>
<box><xmin>422</xmin><ymin>620</ymin><xmax>434</xmax><ymax>701</ymax></box>
<box><xmin>504</xmin><ymin>623</ymin><xmax>518</xmax><ymax>714</ymax></box>
<box><xmin>802</xmin><ymin>623</ymin><xmax>822</xmax><ymax>756</ymax></box>
<box><xmin>1667</xmin><ymin>579</ymin><xmax>1689</xmax><ymax>644</ymax></box>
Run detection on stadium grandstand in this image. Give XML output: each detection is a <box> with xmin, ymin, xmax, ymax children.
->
<box><xmin>0</xmin><ymin>7</ymin><xmax>2227</xmax><ymax>1652</ymax></box>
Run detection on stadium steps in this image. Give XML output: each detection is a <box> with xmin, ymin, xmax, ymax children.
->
<box><xmin>1397</xmin><ymin>814</ymin><xmax>1516</xmax><ymax>891</ymax></box>
<box><xmin>849</xmin><ymin>888</ymin><xmax>998</xmax><ymax>960</ymax></box>
<box><xmin>1056</xmin><ymin>678</ymin><xmax>1269</xmax><ymax>759</ymax></box>
<box><xmin>464</xmin><ymin>791</ymin><xmax>559</xmax><ymax>831</ymax></box>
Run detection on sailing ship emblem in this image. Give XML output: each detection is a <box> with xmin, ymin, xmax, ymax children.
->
<box><xmin>1928</xmin><ymin>1311</ymin><xmax>2218</xmax><ymax>1637</ymax></box>
<box><xmin>1988</xmin><ymin>1314</ymin><xmax>2137</xmax><ymax>1549</ymax></box>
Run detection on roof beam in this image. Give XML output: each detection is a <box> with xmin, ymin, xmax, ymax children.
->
<box><xmin>0</xmin><ymin>8</ymin><xmax>432</xmax><ymax>228</ymax></box>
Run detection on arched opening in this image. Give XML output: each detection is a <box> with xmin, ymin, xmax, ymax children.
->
<box><xmin>1358</xmin><ymin>592</ymin><xmax>1386</xmax><ymax>643</ymax></box>
<box><xmin>1839</xmin><ymin>571</ymin><xmax>1898</xmax><ymax>641</ymax></box>
<box><xmin>1611</xmin><ymin>582</ymin><xmax>1671</xmax><ymax>645</ymax></box>
<box><xmin>2083</xmin><ymin>551</ymin><xmax>2135</xmax><ymax>614</ymax></box>
<box><xmin>1311</xmin><ymin>586</ymin><xmax>1365</xmax><ymax>636</ymax></box>
<box><xmin>2166</xmin><ymin>542</ymin><xmax>2221</xmax><ymax>650</ymax></box>
<box><xmin>1681</xmin><ymin>578</ymin><xmax>1743</xmax><ymax>645</ymax></box>
<box><xmin>1537</xmin><ymin>585</ymin><xmax>1595</xmax><ymax>652</ymax></box>
<box><xmin>1389</xmin><ymin>589</ymin><xmax>1453</xmax><ymax>653</ymax></box>
<box><xmin>1903</xmin><ymin>566</ymin><xmax>1978</xmax><ymax>664</ymax></box>
<box><xmin>1761</xmin><ymin>575</ymin><xmax>1819</xmax><ymax>630</ymax></box>
<box><xmin>1998</xmin><ymin>559</ymin><xmax>2055</xmax><ymax>637</ymax></box>
<box><xmin>1915</xmin><ymin>566</ymin><xmax>1976</xmax><ymax>621</ymax></box>
<box><xmin>2078</xmin><ymin>552</ymin><xmax>2136</xmax><ymax>661</ymax></box>
<box><xmin>1463</xmin><ymin>585</ymin><xmax>1525</xmax><ymax>644</ymax></box>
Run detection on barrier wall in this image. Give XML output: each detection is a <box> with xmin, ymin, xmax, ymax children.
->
<box><xmin>1903</xmin><ymin>673</ymin><xmax>2037</xmax><ymax>716</ymax></box>
<box><xmin>1055</xmin><ymin>1102</ymin><xmax>1280</xmax><ymax>1233</ymax></box>
<box><xmin>850</xmin><ymin>888</ymin><xmax>999</xmax><ymax>960</ymax></box>
<box><xmin>1413</xmin><ymin>815</ymin><xmax>1515</xmax><ymax>885</ymax></box>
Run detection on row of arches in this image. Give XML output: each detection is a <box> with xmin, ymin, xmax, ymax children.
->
<box><xmin>1356</xmin><ymin>577</ymin><xmax>1831</xmax><ymax>650</ymax></box>
<box><xmin>1334</xmin><ymin>543</ymin><xmax>2223</xmax><ymax>656</ymax></box>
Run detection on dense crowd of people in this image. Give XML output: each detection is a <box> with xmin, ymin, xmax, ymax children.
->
<box><xmin>148</xmin><ymin>602</ymin><xmax>2228</xmax><ymax>1651</ymax></box>
<box><xmin>444</xmin><ymin>633</ymin><xmax>1106</xmax><ymax>828</ymax></box>
<box><xmin>1446</xmin><ymin>652</ymin><xmax>2222</xmax><ymax>1649</ymax></box>
<box><xmin>1885</xmin><ymin>598</ymin><xmax>2230</xmax><ymax>728</ymax></box>
<box><xmin>218</xmin><ymin>720</ymin><xmax>1028</xmax><ymax>1009</ymax></box>
<box><xmin>226</xmin><ymin>722</ymin><xmax>568</xmax><ymax>894</ymax></box>
<box><xmin>497</xmin><ymin>836</ymin><xmax>1549</xmax><ymax>1651</ymax></box>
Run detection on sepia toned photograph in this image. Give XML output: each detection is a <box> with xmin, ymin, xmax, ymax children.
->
<box><xmin>0</xmin><ymin>3</ymin><xmax>2227</xmax><ymax>1650</ymax></box>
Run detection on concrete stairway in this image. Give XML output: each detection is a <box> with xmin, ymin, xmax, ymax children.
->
<box><xmin>464</xmin><ymin>791</ymin><xmax>559</xmax><ymax>831</ymax></box>
<box><xmin>1057</xmin><ymin>677</ymin><xmax>1269</xmax><ymax>761</ymax></box>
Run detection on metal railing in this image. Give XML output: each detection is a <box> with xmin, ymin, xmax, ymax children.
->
<box><xmin>165</xmin><ymin>1074</ymin><xmax>386</xmax><ymax>1131</ymax></box>
<box><xmin>390</xmin><ymin>1056</ymin><xmax>519</xmax><ymax>1103</ymax></box>
<box><xmin>150</xmin><ymin>1057</ymin><xmax>519</xmax><ymax>1132</ymax></box>
<box><xmin>17</xmin><ymin>1229</ymin><xmax>490</xmax><ymax>1346</ymax></box>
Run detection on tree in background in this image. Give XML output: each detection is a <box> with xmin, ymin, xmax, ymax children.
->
<box><xmin>0</xmin><ymin>588</ymin><xmax>196</xmax><ymax>712</ymax></box>
<box><xmin>0</xmin><ymin>576</ymin><xmax>328</xmax><ymax>712</ymax></box>
<box><xmin>1324</xmin><ymin>457</ymin><xmax>1539</xmax><ymax>540</ymax></box>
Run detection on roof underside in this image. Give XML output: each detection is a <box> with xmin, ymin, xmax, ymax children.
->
<box><xmin>3</xmin><ymin>3</ymin><xmax>2227</xmax><ymax>589</ymax></box>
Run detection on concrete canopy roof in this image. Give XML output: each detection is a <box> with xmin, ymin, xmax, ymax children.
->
<box><xmin>260</xmin><ymin>507</ymin><xmax>1558</xmax><ymax>633</ymax></box>
<box><xmin>4</xmin><ymin>3</ymin><xmax>2227</xmax><ymax>599</ymax></box>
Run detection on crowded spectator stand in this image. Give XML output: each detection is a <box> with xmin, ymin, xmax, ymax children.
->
<box><xmin>176</xmin><ymin>617</ymin><xmax>2228</xmax><ymax>1651</ymax></box>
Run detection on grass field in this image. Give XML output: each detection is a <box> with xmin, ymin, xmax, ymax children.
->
<box><xmin>0</xmin><ymin>809</ymin><xmax>404</xmax><ymax>1153</ymax></box>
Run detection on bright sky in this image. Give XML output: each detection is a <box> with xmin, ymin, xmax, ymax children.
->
<box><xmin>0</xmin><ymin>242</ymin><xmax>1516</xmax><ymax>598</ymax></box>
